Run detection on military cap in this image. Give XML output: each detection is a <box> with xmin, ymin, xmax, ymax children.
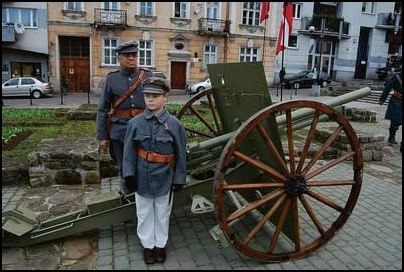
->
<box><xmin>142</xmin><ymin>77</ymin><xmax>170</xmax><ymax>94</ymax></box>
<box><xmin>116</xmin><ymin>41</ymin><xmax>138</xmax><ymax>54</ymax></box>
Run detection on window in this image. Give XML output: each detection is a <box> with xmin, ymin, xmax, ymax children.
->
<box><xmin>103</xmin><ymin>38</ymin><xmax>118</xmax><ymax>65</ymax></box>
<box><xmin>21</xmin><ymin>78</ymin><xmax>35</xmax><ymax>85</ymax></box>
<box><xmin>239</xmin><ymin>47</ymin><xmax>259</xmax><ymax>62</ymax></box>
<box><xmin>139</xmin><ymin>2</ymin><xmax>153</xmax><ymax>16</ymax></box>
<box><xmin>293</xmin><ymin>3</ymin><xmax>302</xmax><ymax>19</ymax></box>
<box><xmin>174</xmin><ymin>2</ymin><xmax>188</xmax><ymax>18</ymax></box>
<box><xmin>288</xmin><ymin>35</ymin><xmax>298</xmax><ymax>48</ymax></box>
<box><xmin>103</xmin><ymin>2</ymin><xmax>119</xmax><ymax>10</ymax></box>
<box><xmin>203</xmin><ymin>44</ymin><xmax>218</xmax><ymax>68</ymax></box>
<box><xmin>139</xmin><ymin>40</ymin><xmax>153</xmax><ymax>67</ymax></box>
<box><xmin>206</xmin><ymin>2</ymin><xmax>220</xmax><ymax>19</ymax></box>
<box><xmin>361</xmin><ymin>2</ymin><xmax>375</xmax><ymax>14</ymax></box>
<box><xmin>2</xmin><ymin>8</ymin><xmax>37</xmax><ymax>28</ymax></box>
<box><xmin>242</xmin><ymin>2</ymin><xmax>260</xmax><ymax>26</ymax></box>
<box><xmin>65</xmin><ymin>2</ymin><xmax>84</xmax><ymax>11</ymax></box>
<box><xmin>7</xmin><ymin>79</ymin><xmax>19</xmax><ymax>86</ymax></box>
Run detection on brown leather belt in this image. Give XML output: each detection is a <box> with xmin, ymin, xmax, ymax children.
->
<box><xmin>113</xmin><ymin>108</ymin><xmax>143</xmax><ymax>117</ymax></box>
<box><xmin>137</xmin><ymin>148</ymin><xmax>175</xmax><ymax>163</ymax></box>
<box><xmin>392</xmin><ymin>90</ymin><xmax>402</xmax><ymax>100</ymax></box>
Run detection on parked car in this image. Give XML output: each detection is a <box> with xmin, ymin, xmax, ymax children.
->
<box><xmin>2</xmin><ymin>77</ymin><xmax>54</xmax><ymax>99</ymax></box>
<box><xmin>283</xmin><ymin>70</ymin><xmax>331</xmax><ymax>89</ymax></box>
<box><xmin>185</xmin><ymin>78</ymin><xmax>211</xmax><ymax>94</ymax></box>
<box><xmin>375</xmin><ymin>66</ymin><xmax>402</xmax><ymax>80</ymax></box>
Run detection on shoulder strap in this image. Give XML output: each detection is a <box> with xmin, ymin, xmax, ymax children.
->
<box><xmin>112</xmin><ymin>69</ymin><xmax>145</xmax><ymax>109</ymax></box>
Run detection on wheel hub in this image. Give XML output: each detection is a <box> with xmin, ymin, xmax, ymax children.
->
<box><xmin>284</xmin><ymin>174</ymin><xmax>308</xmax><ymax>197</ymax></box>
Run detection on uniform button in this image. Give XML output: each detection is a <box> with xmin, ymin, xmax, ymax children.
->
<box><xmin>131</xmin><ymin>104</ymin><xmax>135</xmax><ymax>107</ymax></box>
<box><xmin>130</xmin><ymin>95</ymin><xmax>133</xmax><ymax>98</ymax></box>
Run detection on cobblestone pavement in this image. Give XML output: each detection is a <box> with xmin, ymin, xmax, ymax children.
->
<box><xmin>2</xmin><ymin>88</ymin><xmax>402</xmax><ymax>270</ymax></box>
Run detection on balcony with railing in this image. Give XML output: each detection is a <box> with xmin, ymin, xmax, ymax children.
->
<box><xmin>375</xmin><ymin>12</ymin><xmax>402</xmax><ymax>30</ymax></box>
<box><xmin>298</xmin><ymin>16</ymin><xmax>350</xmax><ymax>39</ymax></box>
<box><xmin>93</xmin><ymin>8</ymin><xmax>127</xmax><ymax>27</ymax></box>
<box><xmin>198</xmin><ymin>18</ymin><xmax>231</xmax><ymax>36</ymax></box>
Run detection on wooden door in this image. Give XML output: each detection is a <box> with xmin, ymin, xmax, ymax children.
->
<box><xmin>170</xmin><ymin>62</ymin><xmax>186</xmax><ymax>89</ymax></box>
<box><xmin>61</xmin><ymin>57</ymin><xmax>90</xmax><ymax>92</ymax></box>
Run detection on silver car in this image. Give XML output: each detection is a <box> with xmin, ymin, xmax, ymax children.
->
<box><xmin>2</xmin><ymin>77</ymin><xmax>54</xmax><ymax>99</ymax></box>
<box><xmin>185</xmin><ymin>78</ymin><xmax>211</xmax><ymax>94</ymax></box>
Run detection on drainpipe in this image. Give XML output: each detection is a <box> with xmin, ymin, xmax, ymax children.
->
<box><xmin>224</xmin><ymin>2</ymin><xmax>230</xmax><ymax>63</ymax></box>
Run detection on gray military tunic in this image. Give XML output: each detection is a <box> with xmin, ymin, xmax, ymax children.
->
<box><xmin>96</xmin><ymin>67</ymin><xmax>153</xmax><ymax>142</ymax></box>
<box><xmin>379</xmin><ymin>73</ymin><xmax>402</xmax><ymax>124</ymax></box>
<box><xmin>122</xmin><ymin>108</ymin><xmax>187</xmax><ymax>198</ymax></box>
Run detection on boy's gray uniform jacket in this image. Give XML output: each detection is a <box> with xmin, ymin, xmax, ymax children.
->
<box><xmin>123</xmin><ymin>108</ymin><xmax>187</xmax><ymax>198</ymax></box>
<box><xmin>96</xmin><ymin>67</ymin><xmax>153</xmax><ymax>141</ymax></box>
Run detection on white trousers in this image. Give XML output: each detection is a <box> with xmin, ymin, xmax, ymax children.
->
<box><xmin>135</xmin><ymin>192</ymin><xmax>173</xmax><ymax>249</ymax></box>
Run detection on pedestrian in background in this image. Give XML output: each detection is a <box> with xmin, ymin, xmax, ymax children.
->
<box><xmin>379</xmin><ymin>70</ymin><xmax>402</xmax><ymax>148</ymax></box>
<box><xmin>122</xmin><ymin>77</ymin><xmax>187</xmax><ymax>264</ymax></box>
<box><xmin>96</xmin><ymin>41</ymin><xmax>153</xmax><ymax>194</ymax></box>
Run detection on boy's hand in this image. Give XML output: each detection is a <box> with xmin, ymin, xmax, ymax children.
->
<box><xmin>172</xmin><ymin>184</ymin><xmax>184</xmax><ymax>192</ymax></box>
<box><xmin>125</xmin><ymin>176</ymin><xmax>137</xmax><ymax>193</ymax></box>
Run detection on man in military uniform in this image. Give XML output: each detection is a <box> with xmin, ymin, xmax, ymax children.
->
<box><xmin>379</xmin><ymin>70</ymin><xmax>402</xmax><ymax>147</ymax></box>
<box><xmin>97</xmin><ymin>41</ymin><xmax>153</xmax><ymax>194</ymax></box>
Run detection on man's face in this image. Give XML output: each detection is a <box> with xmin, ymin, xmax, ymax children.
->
<box><xmin>118</xmin><ymin>53</ymin><xmax>137</xmax><ymax>69</ymax></box>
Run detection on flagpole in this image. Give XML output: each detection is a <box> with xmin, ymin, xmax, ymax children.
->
<box><xmin>280</xmin><ymin>2</ymin><xmax>286</xmax><ymax>102</ymax></box>
<box><xmin>263</xmin><ymin>18</ymin><xmax>267</xmax><ymax>62</ymax></box>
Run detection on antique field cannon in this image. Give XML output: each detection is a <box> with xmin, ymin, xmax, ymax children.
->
<box><xmin>2</xmin><ymin>62</ymin><xmax>370</xmax><ymax>263</ymax></box>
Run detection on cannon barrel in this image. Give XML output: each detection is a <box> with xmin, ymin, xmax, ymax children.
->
<box><xmin>187</xmin><ymin>87</ymin><xmax>371</xmax><ymax>157</ymax></box>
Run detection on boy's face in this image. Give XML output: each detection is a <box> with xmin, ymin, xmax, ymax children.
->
<box><xmin>144</xmin><ymin>93</ymin><xmax>168</xmax><ymax>112</ymax></box>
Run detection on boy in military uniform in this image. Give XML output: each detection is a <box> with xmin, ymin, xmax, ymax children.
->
<box><xmin>122</xmin><ymin>77</ymin><xmax>187</xmax><ymax>264</ymax></box>
<box><xmin>96</xmin><ymin>41</ymin><xmax>153</xmax><ymax>194</ymax></box>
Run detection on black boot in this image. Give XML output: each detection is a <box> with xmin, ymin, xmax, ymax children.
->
<box><xmin>388</xmin><ymin>128</ymin><xmax>398</xmax><ymax>144</ymax></box>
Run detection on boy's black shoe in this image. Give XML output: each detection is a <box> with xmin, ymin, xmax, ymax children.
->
<box><xmin>154</xmin><ymin>247</ymin><xmax>166</xmax><ymax>263</ymax></box>
<box><xmin>143</xmin><ymin>248</ymin><xmax>155</xmax><ymax>264</ymax></box>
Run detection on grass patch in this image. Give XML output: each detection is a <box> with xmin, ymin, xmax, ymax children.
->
<box><xmin>2</xmin><ymin>108</ymin><xmax>58</xmax><ymax>122</ymax></box>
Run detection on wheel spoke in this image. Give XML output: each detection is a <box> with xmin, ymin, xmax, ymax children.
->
<box><xmin>285</xmin><ymin>109</ymin><xmax>296</xmax><ymax>174</ymax></box>
<box><xmin>305</xmin><ymin>151</ymin><xmax>356</xmax><ymax>180</ymax></box>
<box><xmin>306</xmin><ymin>189</ymin><xmax>344</xmax><ymax>212</ymax></box>
<box><xmin>226</xmin><ymin>189</ymin><xmax>284</xmax><ymax>223</ymax></box>
<box><xmin>241</xmin><ymin>194</ymin><xmax>287</xmax><ymax>246</ymax></box>
<box><xmin>307</xmin><ymin>180</ymin><xmax>356</xmax><ymax>186</ymax></box>
<box><xmin>267</xmin><ymin>198</ymin><xmax>292</xmax><ymax>253</ymax></box>
<box><xmin>296</xmin><ymin>111</ymin><xmax>320</xmax><ymax>173</ymax></box>
<box><xmin>223</xmin><ymin>182</ymin><xmax>284</xmax><ymax>191</ymax></box>
<box><xmin>188</xmin><ymin>105</ymin><xmax>219</xmax><ymax>136</ymax></box>
<box><xmin>207</xmin><ymin>93</ymin><xmax>222</xmax><ymax>135</ymax></box>
<box><xmin>301</xmin><ymin>125</ymin><xmax>343</xmax><ymax>176</ymax></box>
<box><xmin>298</xmin><ymin>195</ymin><xmax>326</xmax><ymax>236</ymax></box>
<box><xmin>233</xmin><ymin>150</ymin><xmax>287</xmax><ymax>182</ymax></box>
<box><xmin>256</xmin><ymin>124</ymin><xmax>289</xmax><ymax>176</ymax></box>
<box><xmin>292</xmin><ymin>197</ymin><xmax>301</xmax><ymax>251</ymax></box>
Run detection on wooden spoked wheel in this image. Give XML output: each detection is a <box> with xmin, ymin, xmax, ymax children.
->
<box><xmin>214</xmin><ymin>100</ymin><xmax>363</xmax><ymax>262</ymax></box>
<box><xmin>176</xmin><ymin>88</ymin><xmax>223</xmax><ymax>139</ymax></box>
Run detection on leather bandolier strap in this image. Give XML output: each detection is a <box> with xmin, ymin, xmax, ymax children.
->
<box><xmin>137</xmin><ymin>148</ymin><xmax>176</xmax><ymax>163</ymax></box>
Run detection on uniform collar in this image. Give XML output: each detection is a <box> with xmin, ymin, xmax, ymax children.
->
<box><xmin>143</xmin><ymin>108</ymin><xmax>169</xmax><ymax>123</ymax></box>
<box><xmin>119</xmin><ymin>67</ymin><xmax>138</xmax><ymax>76</ymax></box>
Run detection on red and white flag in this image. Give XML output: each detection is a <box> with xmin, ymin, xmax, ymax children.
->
<box><xmin>259</xmin><ymin>2</ymin><xmax>271</xmax><ymax>24</ymax></box>
<box><xmin>276</xmin><ymin>2</ymin><xmax>293</xmax><ymax>55</ymax></box>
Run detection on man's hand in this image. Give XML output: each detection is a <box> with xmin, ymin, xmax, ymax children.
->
<box><xmin>125</xmin><ymin>176</ymin><xmax>137</xmax><ymax>193</ymax></box>
<box><xmin>99</xmin><ymin>140</ymin><xmax>109</xmax><ymax>153</ymax></box>
<box><xmin>379</xmin><ymin>101</ymin><xmax>384</xmax><ymax>106</ymax></box>
<box><xmin>172</xmin><ymin>184</ymin><xmax>184</xmax><ymax>192</ymax></box>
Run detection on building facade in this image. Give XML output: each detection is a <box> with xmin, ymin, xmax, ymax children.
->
<box><xmin>2</xmin><ymin>2</ymin><xmax>49</xmax><ymax>83</ymax></box>
<box><xmin>45</xmin><ymin>2</ymin><xmax>279</xmax><ymax>94</ymax></box>
<box><xmin>2</xmin><ymin>2</ymin><xmax>402</xmax><ymax>93</ymax></box>
<box><xmin>275</xmin><ymin>2</ymin><xmax>402</xmax><ymax>82</ymax></box>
